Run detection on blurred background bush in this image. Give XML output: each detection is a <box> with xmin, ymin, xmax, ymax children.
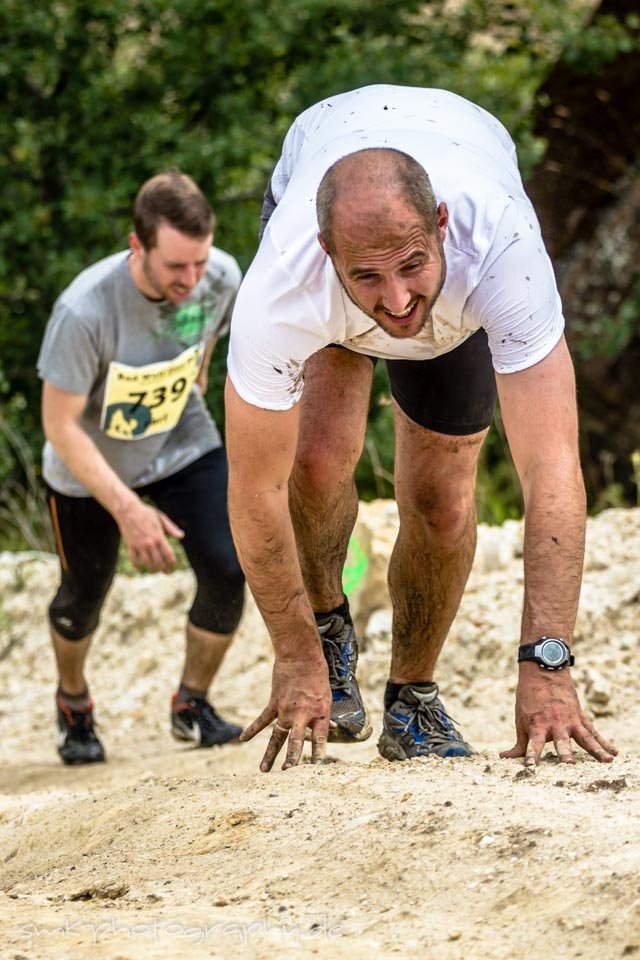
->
<box><xmin>1</xmin><ymin>0</ymin><xmax>638</xmax><ymax>548</ymax></box>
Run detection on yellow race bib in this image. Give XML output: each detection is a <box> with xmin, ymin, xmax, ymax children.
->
<box><xmin>100</xmin><ymin>343</ymin><xmax>204</xmax><ymax>440</ymax></box>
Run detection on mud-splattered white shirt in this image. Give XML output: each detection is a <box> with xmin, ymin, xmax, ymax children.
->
<box><xmin>228</xmin><ymin>85</ymin><xmax>564</xmax><ymax>410</ymax></box>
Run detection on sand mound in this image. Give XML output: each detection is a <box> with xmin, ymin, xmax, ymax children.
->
<box><xmin>0</xmin><ymin>505</ymin><xmax>638</xmax><ymax>959</ymax></box>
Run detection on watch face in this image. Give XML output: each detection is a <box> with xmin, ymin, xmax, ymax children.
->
<box><xmin>541</xmin><ymin>639</ymin><xmax>565</xmax><ymax>666</ymax></box>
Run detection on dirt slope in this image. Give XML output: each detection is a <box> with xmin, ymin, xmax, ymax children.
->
<box><xmin>0</xmin><ymin>506</ymin><xmax>638</xmax><ymax>960</ymax></box>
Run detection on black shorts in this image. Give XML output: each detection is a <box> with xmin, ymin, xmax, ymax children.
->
<box><xmin>385</xmin><ymin>328</ymin><xmax>497</xmax><ymax>435</ymax></box>
<box><xmin>330</xmin><ymin>327</ymin><xmax>496</xmax><ymax>435</ymax></box>
<box><xmin>47</xmin><ymin>448</ymin><xmax>244</xmax><ymax>640</ymax></box>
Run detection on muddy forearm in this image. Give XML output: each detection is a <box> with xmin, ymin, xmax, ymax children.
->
<box><xmin>520</xmin><ymin>463</ymin><xmax>586</xmax><ymax>644</ymax></box>
<box><xmin>228</xmin><ymin>485</ymin><xmax>322</xmax><ymax>660</ymax></box>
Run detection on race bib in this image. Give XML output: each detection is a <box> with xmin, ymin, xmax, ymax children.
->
<box><xmin>100</xmin><ymin>343</ymin><xmax>204</xmax><ymax>440</ymax></box>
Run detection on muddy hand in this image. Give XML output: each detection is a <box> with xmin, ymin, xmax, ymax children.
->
<box><xmin>239</xmin><ymin>657</ymin><xmax>331</xmax><ymax>772</ymax></box>
<box><xmin>500</xmin><ymin>663</ymin><xmax>618</xmax><ymax>767</ymax></box>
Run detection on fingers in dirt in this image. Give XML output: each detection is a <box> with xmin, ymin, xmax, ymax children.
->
<box><xmin>240</xmin><ymin>706</ymin><xmax>277</xmax><ymax>743</ymax></box>
<box><xmin>572</xmin><ymin>728</ymin><xmax>617</xmax><ymax>763</ymax></box>
<box><xmin>591</xmin><ymin>728</ymin><xmax>618</xmax><ymax>757</ymax></box>
<box><xmin>524</xmin><ymin>733</ymin><xmax>546</xmax><ymax>767</ymax></box>
<box><xmin>553</xmin><ymin>735</ymin><xmax>576</xmax><ymax>764</ymax></box>
<box><xmin>282</xmin><ymin>727</ymin><xmax>306</xmax><ymax>770</ymax></box>
<box><xmin>260</xmin><ymin>723</ymin><xmax>289</xmax><ymax>773</ymax></box>
<box><xmin>311</xmin><ymin>729</ymin><xmax>328</xmax><ymax>765</ymax></box>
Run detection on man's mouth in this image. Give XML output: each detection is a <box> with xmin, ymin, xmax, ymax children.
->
<box><xmin>383</xmin><ymin>299</ymin><xmax>418</xmax><ymax>324</ymax></box>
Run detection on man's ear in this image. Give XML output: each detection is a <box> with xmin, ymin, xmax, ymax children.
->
<box><xmin>317</xmin><ymin>231</ymin><xmax>330</xmax><ymax>255</ymax></box>
<box><xmin>437</xmin><ymin>202</ymin><xmax>449</xmax><ymax>239</ymax></box>
<box><xmin>128</xmin><ymin>232</ymin><xmax>143</xmax><ymax>256</ymax></box>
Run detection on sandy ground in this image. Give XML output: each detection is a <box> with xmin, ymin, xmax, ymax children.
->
<box><xmin>0</xmin><ymin>504</ymin><xmax>639</xmax><ymax>960</ymax></box>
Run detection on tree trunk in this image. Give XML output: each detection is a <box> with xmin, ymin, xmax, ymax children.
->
<box><xmin>525</xmin><ymin>0</ymin><xmax>640</xmax><ymax>505</ymax></box>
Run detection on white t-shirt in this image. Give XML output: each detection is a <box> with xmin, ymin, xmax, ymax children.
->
<box><xmin>228</xmin><ymin>85</ymin><xmax>564</xmax><ymax>410</ymax></box>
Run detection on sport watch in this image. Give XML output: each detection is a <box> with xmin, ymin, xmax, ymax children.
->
<box><xmin>517</xmin><ymin>637</ymin><xmax>574</xmax><ymax>670</ymax></box>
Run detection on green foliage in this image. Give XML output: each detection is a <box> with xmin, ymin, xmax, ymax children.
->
<box><xmin>571</xmin><ymin>273</ymin><xmax>640</xmax><ymax>362</ymax></box>
<box><xmin>1</xmin><ymin>0</ymin><xmax>624</xmax><ymax>546</ymax></box>
<box><xmin>476</xmin><ymin>413</ymin><xmax>523</xmax><ymax>525</ymax></box>
<box><xmin>591</xmin><ymin>448</ymin><xmax>640</xmax><ymax>513</ymax></box>
<box><xmin>0</xmin><ymin>411</ymin><xmax>53</xmax><ymax>551</ymax></box>
<box><xmin>633</xmin><ymin>450</ymin><xmax>640</xmax><ymax>506</ymax></box>
<box><xmin>355</xmin><ymin>365</ymin><xmax>395</xmax><ymax>501</ymax></box>
<box><xmin>561</xmin><ymin>10</ymin><xmax>640</xmax><ymax>73</ymax></box>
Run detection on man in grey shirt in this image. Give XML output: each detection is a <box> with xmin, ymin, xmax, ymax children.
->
<box><xmin>37</xmin><ymin>171</ymin><xmax>245</xmax><ymax>764</ymax></box>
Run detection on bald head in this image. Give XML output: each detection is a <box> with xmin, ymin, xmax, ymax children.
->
<box><xmin>316</xmin><ymin>149</ymin><xmax>439</xmax><ymax>254</ymax></box>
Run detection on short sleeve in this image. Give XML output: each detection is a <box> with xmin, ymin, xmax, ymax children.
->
<box><xmin>270</xmin><ymin>119</ymin><xmax>311</xmax><ymax>202</ymax></box>
<box><xmin>465</xmin><ymin>211</ymin><xmax>565</xmax><ymax>373</ymax></box>
<box><xmin>227</xmin><ymin>237</ymin><xmax>332</xmax><ymax>410</ymax></box>
<box><xmin>270</xmin><ymin>98</ymin><xmax>341</xmax><ymax>202</ymax></box>
<box><xmin>208</xmin><ymin>253</ymin><xmax>242</xmax><ymax>340</ymax></box>
<box><xmin>37</xmin><ymin>302</ymin><xmax>101</xmax><ymax>395</ymax></box>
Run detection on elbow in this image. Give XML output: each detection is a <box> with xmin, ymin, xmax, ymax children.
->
<box><xmin>41</xmin><ymin>410</ymin><xmax>57</xmax><ymax>445</ymax></box>
<box><xmin>41</xmin><ymin>406</ymin><xmax>78</xmax><ymax>453</ymax></box>
<box><xmin>42</xmin><ymin>407</ymin><xmax>65</xmax><ymax>446</ymax></box>
<box><xmin>520</xmin><ymin>454</ymin><xmax>585</xmax><ymax>507</ymax></box>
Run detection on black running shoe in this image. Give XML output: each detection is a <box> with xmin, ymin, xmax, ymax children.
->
<box><xmin>56</xmin><ymin>694</ymin><xmax>106</xmax><ymax>765</ymax></box>
<box><xmin>378</xmin><ymin>682</ymin><xmax>475</xmax><ymax>760</ymax></box>
<box><xmin>317</xmin><ymin>613</ymin><xmax>372</xmax><ymax>743</ymax></box>
<box><xmin>171</xmin><ymin>693</ymin><xmax>242</xmax><ymax>747</ymax></box>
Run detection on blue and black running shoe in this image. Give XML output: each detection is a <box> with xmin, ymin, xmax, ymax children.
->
<box><xmin>378</xmin><ymin>682</ymin><xmax>475</xmax><ymax>760</ymax></box>
<box><xmin>317</xmin><ymin>613</ymin><xmax>372</xmax><ymax>743</ymax></box>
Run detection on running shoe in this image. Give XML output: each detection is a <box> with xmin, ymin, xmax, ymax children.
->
<box><xmin>171</xmin><ymin>693</ymin><xmax>242</xmax><ymax>747</ymax></box>
<box><xmin>317</xmin><ymin>612</ymin><xmax>372</xmax><ymax>743</ymax></box>
<box><xmin>56</xmin><ymin>694</ymin><xmax>106</xmax><ymax>765</ymax></box>
<box><xmin>378</xmin><ymin>682</ymin><xmax>475</xmax><ymax>760</ymax></box>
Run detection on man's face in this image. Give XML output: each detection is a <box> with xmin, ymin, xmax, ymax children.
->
<box><xmin>321</xmin><ymin>197</ymin><xmax>448</xmax><ymax>340</ymax></box>
<box><xmin>129</xmin><ymin>222</ymin><xmax>212</xmax><ymax>304</ymax></box>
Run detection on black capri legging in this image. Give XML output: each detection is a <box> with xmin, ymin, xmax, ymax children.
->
<box><xmin>47</xmin><ymin>448</ymin><xmax>245</xmax><ymax>641</ymax></box>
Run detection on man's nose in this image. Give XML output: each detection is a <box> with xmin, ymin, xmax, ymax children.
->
<box><xmin>380</xmin><ymin>276</ymin><xmax>411</xmax><ymax>314</ymax></box>
<box><xmin>182</xmin><ymin>265</ymin><xmax>198</xmax><ymax>287</ymax></box>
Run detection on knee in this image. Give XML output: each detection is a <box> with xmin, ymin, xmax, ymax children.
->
<box><xmin>293</xmin><ymin>436</ymin><xmax>358</xmax><ymax>499</ymax></box>
<box><xmin>49</xmin><ymin>565</ymin><xmax>114</xmax><ymax>639</ymax></box>
<box><xmin>49</xmin><ymin>593</ymin><xmax>104</xmax><ymax>640</ymax></box>
<box><xmin>190</xmin><ymin>565</ymin><xmax>245</xmax><ymax>634</ymax></box>
<box><xmin>399</xmin><ymin>483</ymin><xmax>476</xmax><ymax>548</ymax></box>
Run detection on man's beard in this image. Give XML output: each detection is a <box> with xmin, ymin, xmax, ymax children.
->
<box><xmin>141</xmin><ymin>257</ymin><xmax>167</xmax><ymax>301</ymax></box>
<box><xmin>141</xmin><ymin>256</ymin><xmax>191</xmax><ymax>303</ymax></box>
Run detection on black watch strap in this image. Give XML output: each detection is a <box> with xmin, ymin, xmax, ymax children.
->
<box><xmin>518</xmin><ymin>638</ymin><xmax>574</xmax><ymax>669</ymax></box>
<box><xmin>518</xmin><ymin>643</ymin><xmax>540</xmax><ymax>660</ymax></box>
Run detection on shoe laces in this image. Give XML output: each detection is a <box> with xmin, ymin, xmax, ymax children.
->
<box><xmin>318</xmin><ymin>617</ymin><xmax>356</xmax><ymax>694</ymax></box>
<box><xmin>59</xmin><ymin>700</ymin><xmax>97</xmax><ymax>740</ymax></box>
<box><xmin>397</xmin><ymin>694</ymin><xmax>462</xmax><ymax>748</ymax></box>
<box><xmin>322</xmin><ymin>637</ymin><xmax>355</xmax><ymax>693</ymax></box>
<box><xmin>187</xmin><ymin>697</ymin><xmax>224</xmax><ymax>730</ymax></box>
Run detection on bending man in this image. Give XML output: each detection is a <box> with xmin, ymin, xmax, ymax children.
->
<box><xmin>225</xmin><ymin>85</ymin><xmax>617</xmax><ymax>771</ymax></box>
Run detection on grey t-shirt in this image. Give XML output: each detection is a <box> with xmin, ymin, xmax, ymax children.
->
<box><xmin>37</xmin><ymin>247</ymin><xmax>241</xmax><ymax>496</ymax></box>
